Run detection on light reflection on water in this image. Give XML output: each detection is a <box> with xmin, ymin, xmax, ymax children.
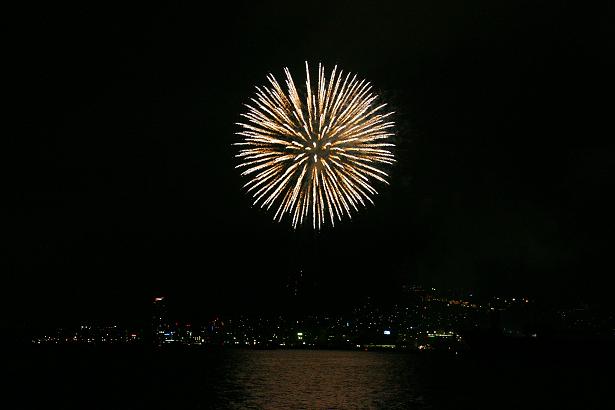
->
<box><xmin>213</xmin><ymin>350</ymin><xmax>425</xmax><ymax>409</ymax></box>
<box><xmin>13</xmin><ymin>346</ymin><xmax>613</xmax><ymax>409</ymax></box>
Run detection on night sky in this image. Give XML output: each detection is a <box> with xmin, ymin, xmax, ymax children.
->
<box><xmin>6</xmin><ymin>1</ymin><xmax>614</xmax><ymax>326</ymax></box>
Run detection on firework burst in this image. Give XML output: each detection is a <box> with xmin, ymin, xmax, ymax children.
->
<box><xmin>235</xmin><ymin>62</ymin><xmax>396</xmax><ymax>229</ymax></box>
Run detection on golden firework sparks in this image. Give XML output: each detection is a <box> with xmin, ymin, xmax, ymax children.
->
<box><xmin>235</xmin><ymin>62</ymin><xmax>396</xmax><ymax>229</ymax></box>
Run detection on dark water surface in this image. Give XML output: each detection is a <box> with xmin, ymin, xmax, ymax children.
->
<box><xmin>7</xmin><ymin>347</ymin><xmax>613</xmax><ymax>409</ymax></box>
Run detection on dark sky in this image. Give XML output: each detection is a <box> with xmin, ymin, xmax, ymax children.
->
<box><xmin>5</xmin><ymin>1</ymin><xmax>614</xmax><ymax>326</ymax></box>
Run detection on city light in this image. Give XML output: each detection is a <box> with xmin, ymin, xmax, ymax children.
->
<box><xmin>32</xmin><ymin>287</ymin><xmax>589</xmax><ymax>353</ymax></box>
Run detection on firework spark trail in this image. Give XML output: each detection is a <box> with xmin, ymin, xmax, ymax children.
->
<box><xmin>235</xmin><ymin>62</ymin><xmax>396</xmax><ymax>229</ymax></box>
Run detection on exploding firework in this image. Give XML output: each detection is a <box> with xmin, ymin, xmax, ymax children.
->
<box><xmin>235</xmin><ymin>62</ymin><xmax>396</xmax><ymax>229</ymax></box>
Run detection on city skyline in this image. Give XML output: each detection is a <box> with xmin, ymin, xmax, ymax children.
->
<box><xmin>27</xmin><ymin>284</ymin><xmax>615</xmax><ymax>347</ymax></box>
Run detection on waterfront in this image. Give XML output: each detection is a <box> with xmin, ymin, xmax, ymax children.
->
<box><xmin>7</xmin><ymin>347</ymin><xmax>613</xmax><ymax>409</ymax></box>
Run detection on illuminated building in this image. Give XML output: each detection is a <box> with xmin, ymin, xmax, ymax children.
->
<box><xmin>152</xmin><ymin>296</ymin><xmax>168</xmax><ymax>346</ymax></box>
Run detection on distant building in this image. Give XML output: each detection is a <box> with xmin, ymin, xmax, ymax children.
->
<box><xmin>287</xmin><ymin>269</ymin><xmax>304</xmax><ymax>298</ymax></box>
<box><xmin>152</xmin><ymin>297</ymin><xmax>168</xmax><ymax>346</ymax></box>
